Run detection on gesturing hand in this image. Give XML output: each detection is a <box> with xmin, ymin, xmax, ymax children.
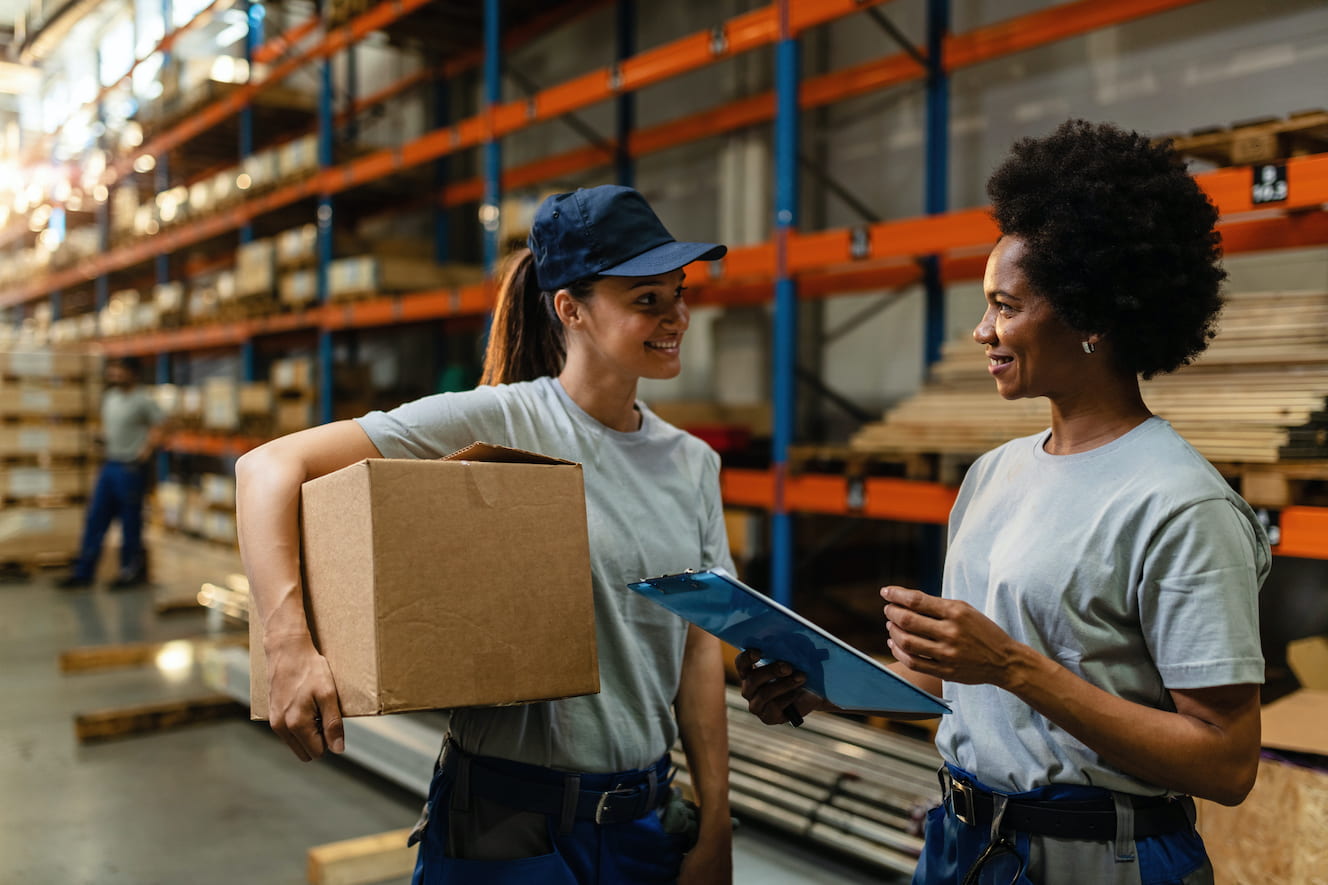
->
<box><xmin>881</xmin><ymin>586</ymin><xmax>1023</xmax><ymax>688</ymax></box>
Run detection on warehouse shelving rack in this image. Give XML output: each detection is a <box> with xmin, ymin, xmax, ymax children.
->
<box><xmin>8</xmin><ymin>0</ymin><xmax>1328</xmax><ymax>600</ymax></box>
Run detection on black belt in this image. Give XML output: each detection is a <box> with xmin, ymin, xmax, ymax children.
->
<box><xmin>446</xmin><ymin>742</ymin><xmax>668</xmax><ymax>827</ymax></box>
<box><xmin>942</xmin><ymin>769</ymin><xmax>1195</xmax><ymax>841</ymax></box>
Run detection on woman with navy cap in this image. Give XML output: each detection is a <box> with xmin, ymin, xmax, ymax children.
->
<box><xmin>237</xmin><ymin>185</ymin><xmax>734</xmax><ymax>884</ymax></box>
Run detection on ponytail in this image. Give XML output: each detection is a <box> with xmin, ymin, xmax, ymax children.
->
<box><xmin>480</xmin><ymin>249</ymin><xmax>565</xmax><ymax>386</ymax></box>
<box><xmin>479</xmin><ymin>248</ymin><xmax>596</xmax><ymax>386</ymax></box>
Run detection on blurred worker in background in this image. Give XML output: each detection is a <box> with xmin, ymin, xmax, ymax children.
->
<box><xmin>59</xmin><ymin>356</ymin><xmax>165</xmax><ymax>589</ymax></box>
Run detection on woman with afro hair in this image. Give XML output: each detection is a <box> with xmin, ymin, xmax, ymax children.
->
<box><xmin>738</xmin><ymin>120</ymin><xmax>1269</xmax><ymax>884</ymax></box>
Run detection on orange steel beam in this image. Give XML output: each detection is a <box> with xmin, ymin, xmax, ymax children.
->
<box><xmin>253</xmin><ymin>14</ymin><xmax>321</xmax><ymax>65</ymax></box>
<box><xmin>22</xmin><ymin>0</ymin><xmax>229</xmax><ymax>166</ymax></box>
<box><xmin>945</xmin><ymin>0</ymin><xmax>1207</xmax><ymax>70</ymax></box>
<box><xmin>435</xmin><ymin>0</ymin><xmax>1210</xmax><ymax>208</ymax></box>
<box><xmin>165</xmin><ymin>431</ymin><xmax>267</xmax><ymax>458</ymax></box>
<box><xmin>1275</xmin><ymin>507</ymin><xmax>1328</xmax><ymax>561</ymax></box>
<box><xmin>17</xmin><ymin>156</ymin><xmax>1328</xmax><ymax>312</ymax></box>
<box><xmin>863</xmin><ymin>478</ymin><xmax>957</xmax><ymax>525</ymax></box>
<box><xmin>110</xmin><ymin>0</ymin><xmax>436</xmax><ymax>184</ymax></box>
<box><xmin>116</xmin><ymin>0</ymin><xmax>614</xmax><ymax>183</ymax></box>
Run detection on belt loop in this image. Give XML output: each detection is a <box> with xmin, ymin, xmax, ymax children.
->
<box><xmin>988</xmin><ymin>793</ymin><xmax>1008</xmax><ymax>842</ymax></box>
<box><xmin>451</xmin><ymin>753</ymin><xmax>472</xmax><ymax>814</ymax></box>
<box><xmin>1112</xmin><ymin>792</ymin><xmax>1136</xmax><ymax>863</ymax></box>
<box><xmin>559</xmin><ymin>774</ymin><xmax>580</xmax><ymax>835</ymax></box>
<box><xmin>645</xmin><ymin>767</ymin><xmax>659</xmax><ymax>813</ymax></box>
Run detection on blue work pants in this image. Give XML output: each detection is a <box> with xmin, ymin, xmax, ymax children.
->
<box><xmin>72</xmin><ymin>461</ymin><xmax>147</xmax><ymax>581</ymax></box>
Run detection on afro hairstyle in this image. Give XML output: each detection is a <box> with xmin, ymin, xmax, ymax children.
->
<box><xmin>986</xmin><ymin>119</ymin><xmax>1226</xmax><ymax>379</ymax></box>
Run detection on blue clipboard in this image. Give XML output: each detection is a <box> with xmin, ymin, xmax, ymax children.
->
<box><xmin>628</xmin><ymin>569</ymin><xmax>949</xmax><ymax>716</ymax></box>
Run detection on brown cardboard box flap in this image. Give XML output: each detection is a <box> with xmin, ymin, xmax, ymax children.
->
<box><xmin>442</xmin><ymin>442</ymin><xmax>576</xmax><ymax>467</ymax></box>
<box><xmin>1261</xmin><ymin>688</ymin><xmax>1328</xmax><ymax>757</ymax></box>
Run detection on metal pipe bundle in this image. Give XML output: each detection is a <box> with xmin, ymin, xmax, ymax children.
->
<box><xmin>671</xmin><ymin>688</ymin><xmax>941</xmax><ymax>876</ymax></box>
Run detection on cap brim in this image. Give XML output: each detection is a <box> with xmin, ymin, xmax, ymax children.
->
<box><xmin>600</xmin><ymin>241</ymin><xmax>727</xmax><ymax>279</ymax></box>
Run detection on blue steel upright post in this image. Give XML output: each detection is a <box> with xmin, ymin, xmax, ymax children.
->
<box><xmin>615</xmin><ymin>0</ymin><xmax>635</xmax><ymax>188</ymax></box>
<box><xmin>771</xmin><ymin>2</ymin><xmax>799</xmax><ymax>609</ymax></box>
<box><xmin>482</xmin><ymin>0</ymin><xmax>502</xmax><ymax>276</ymax></box>
<box><xmin>316</xmin><ymin>27</ymin><xmax>335</xmax><ymax>426</ymax></box>
<box><xmin>155</xmin><ymin>0</ymin><xmax>174</xmax><ymax>484</ymax></box>
<box><xmin>239</xmin><ymin>0</ymin><xmax>262</xmax><ymax>384</ymax></box>
<box><xmin>432</xmin><ymin>62</ymin><xmax>450</xmax><ymax>264</ymax></box>
<box><xmin>919</xmin><ymin>0</ymin><xmax>950</xmax><ymax>595</ymax></box>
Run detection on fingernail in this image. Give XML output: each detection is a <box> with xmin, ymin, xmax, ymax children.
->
<box><xmin>332</xmin><ymin>736</ymin><xmax>345</xmax><ymax>753</ymax></box>
<box><xmin>778</xmin><ymin>663</ymin><xmax>791</xmax><ymax>676</ymax></box>
<box><xmin>881</xmin><ymin>587</ymin><xmax>892</xmax><ymax>600</ymax></box>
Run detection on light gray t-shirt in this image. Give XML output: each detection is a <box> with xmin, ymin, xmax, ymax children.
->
<box><xmin>102</xmin><ymin>387</ymin><xmax>163</xmax><ymax>462</ymax></box>
<box><xmin>355</xmin><ymin>376</ymin><xmax>734</xmax><ymax>773</ymax></box>
<box><xmin>935</xmin><ymin>417</ymin><xmax>1268</xmax><ymax>796</ymax></box>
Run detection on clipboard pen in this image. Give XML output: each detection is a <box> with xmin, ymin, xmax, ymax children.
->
<box><xmin>628</xmin><ymin>568</ymin><xmax>950</xmax><ymax>718</ymax></box>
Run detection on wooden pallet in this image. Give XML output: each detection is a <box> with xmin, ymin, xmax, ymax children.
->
<box><xmin>59</xmin><ymin>635</ymin><xmax>247</xmax><ymax>674</ymax></box>
<box><xmin>0</xmin><ymin>553</ymin><xmax>75</xmax><ymax>581</ymax></box>
<box><xmin>73</xmin><ymin>694</ymin><xmax>247</xmax><ymax>744</ymax></box>
<box><xmin>1161</xmin><ymin>110</ymin><xmax>1328</xmax><ymax>167</ymax></box>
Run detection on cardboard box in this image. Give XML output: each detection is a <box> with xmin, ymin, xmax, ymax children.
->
<box><xmin>0</xmin><ymin>383</ymin><xmax>91</xmax><ymax>418</ymax></box>
<box><xmin>3</xmin><ymin>467</ymin><xmax>87</xmax><ymax>499</ymax></box>
<box><xmin>235</xmin><ymin>239</ymin><xmax>277</xmax><ymax>299</ymax></box>
<box><xmin>0</xmin><ymin>425</ymin><xmax>87</xmax><ymax>458</ymax></box>
<box><xmin>271</xmin><ymin>357</ymin><xmax>314</xmax><ymax>393</ymax></box>
<box><xmin>1196</xmin><ymin>646</ymin><xmax>1328</xmax><ymax>883</ymax></box>
<box><xmin>274</xmin><ymin>397</ymin><xmax>316</xmax><ymax>435</ymax></box>
<box><xmin>4</xmin><ymin>350</ymin><xmax>96</xmax><ymax>379</ymax></box>
<box><xmin>276</xmin><ymin>224</ymin><xmax>318</xmax><ymax>268</ymax></box>
<box><xmin>203</xmin><ymin>378</ymin><xmax>239</xmax><ymax>431</ymax></box>
<box><xmin>1197</xmin><ymin>729</ymin><xmax>1328</xmax><ymax>883</ymax></box>
<box><xmin>238</xmin><ymin>382</ymin><xmax>273</xmax><ymax>417</ymax></box>
<box><xmin>0</xmin><ymin>507</ymin><xmax>82</xmax><ymax>559</ymax></box>
<box><xmin>279</xmin><ymin>269</ymin><xmax>317</xmax><ymax>310</ymax></box>
<box><xmin>250</xmin><ymin>443</ymin><xmax>598</xmax><ymax>718</ymax></box>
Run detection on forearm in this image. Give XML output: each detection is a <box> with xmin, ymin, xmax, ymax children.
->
<box><xmin>235</xmin><ymin>447</ymin><xmax>309</xmax><ymax>647</ymax></box>
<box><xmin>1005</xmin><ymin>646</ymin><xmax>1259</xmax><ymax>804</ymax></box>
<box><xmin>675</xmin><ymin>628</ymin><xmax>731</xmax><ymax>820</ymax></box>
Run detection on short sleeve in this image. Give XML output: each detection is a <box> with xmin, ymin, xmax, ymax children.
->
<box><xmin>699</xmin><ymin>448</ymin><xmax>736</xmax><ymax>575</ymax></box>
<box><xmin>1139</xmin><ymin>497</ymin><xmax>1269</xmax><ymax>689</ymax></box>
<box><xmin>354</xmin><ymin>385</ymin><xmax>510</xmax><ymax>460</ymax></box>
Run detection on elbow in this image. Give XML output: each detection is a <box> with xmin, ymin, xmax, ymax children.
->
<box><xmin>1203</xmin><ymin>754</ymin><xmax>1260</xmax><ymax>807</ymax></box>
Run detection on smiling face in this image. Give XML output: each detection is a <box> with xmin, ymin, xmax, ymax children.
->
<box><xmin>563</xmin><ymin>268</ymin><xmax>690</xmax><ymax>383</ymax></box>
<box><xmin>975</xmin><ymin>236</ymin><xmax>1089</xmax><ymax>401</ymax></box>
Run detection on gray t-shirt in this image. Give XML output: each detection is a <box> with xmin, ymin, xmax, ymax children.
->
<box><xmin>935</xmin><ymin>417</ymin><xmax>1268</xmax><ymax>795</ymax></box>
<box><xmin>102</xmin><ymin>387</ymin><xmax>163</xmax><ymax>462</ymax></box>
<box><xmin>355</xmin><ymin>376</ymin><xmax>734</xmax><ymax>772</ymax></box>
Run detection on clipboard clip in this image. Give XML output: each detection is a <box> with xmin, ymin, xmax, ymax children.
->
<box><xmin>642</xmin><ymin>569</ymin><xmax>707</xmax><ymax>594</ymax></box>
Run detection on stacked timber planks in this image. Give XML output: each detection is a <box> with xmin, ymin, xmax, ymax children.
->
<box><xmin>851</xmin><ymin>291</ymin><xmax>1328</xmax><ymax>464</ymax></box>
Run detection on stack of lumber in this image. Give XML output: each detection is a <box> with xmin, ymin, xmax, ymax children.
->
<box><xmin>851</xmin><ymin>291</ymin><xmax>1328</xmax><ymax>464</ymax></box>
<box><xmin>1159</xmin><ymin>110</ymin><xmax>1328</xmax><ymax>168</ymax></box>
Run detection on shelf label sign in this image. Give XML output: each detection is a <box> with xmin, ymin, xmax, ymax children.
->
<box><xmin>1251</xmin><ymin>164</ymin><xmax>1288</xmax><ymax>205</ymax></box>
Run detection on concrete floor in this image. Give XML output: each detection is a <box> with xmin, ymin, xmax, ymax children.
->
<box><xmin>1</xmin><ymin>533</ymin><xmax>897</xmax><ymax>885</ymax></box>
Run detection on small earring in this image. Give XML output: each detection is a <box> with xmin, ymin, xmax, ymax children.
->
<box><xmin>1081</xmin><ymin>340</ymin><xmax>1095</xmax><ymax>355</ymax></box>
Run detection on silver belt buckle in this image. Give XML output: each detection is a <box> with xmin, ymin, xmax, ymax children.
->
<box><xmin>594</xmin><ymin>785</ymin><xmax>636</xmax><ymax>825</ymax></box>
<box><xmin>951</xmin><ymin>778</ymin><xmax>977</xmax><ymax>826</ymax></box>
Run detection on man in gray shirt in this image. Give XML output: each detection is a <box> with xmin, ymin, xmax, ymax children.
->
<box><xmin>59</xmin><ymin>357</ymin><xmax>164</xmax><ymax>589</ymax></box>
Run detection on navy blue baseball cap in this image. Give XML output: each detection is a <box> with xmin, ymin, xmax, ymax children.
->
<box><xmin>528</xmin><ymin>185</ymin><xmax>726</xmax><ymax>291</ymax></box>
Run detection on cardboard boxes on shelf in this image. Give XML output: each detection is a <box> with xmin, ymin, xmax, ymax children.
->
<box><xmin>235</xmin><ymin>239</ymin><xmax>277</xmax><ymax>303</ymax></box>
<box><xmin>249</xmin><ymin>443</ymin><xmax>599</xmax><ymax>718</ymax></box>
<box><xmin>203</xmin><ymin>378</ymin><xmax>239</xmax><ymax>431</ymax></box>
<box><xmin>326</xmin><ymin>255</ymin><xmax>484</xmax><ymax>302</ymax></box>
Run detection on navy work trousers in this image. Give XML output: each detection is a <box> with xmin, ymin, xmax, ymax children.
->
<box><xmin>72</xmin><ymin>461</ymin><xmax>147</xmax><ymax>581</ymax></box>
